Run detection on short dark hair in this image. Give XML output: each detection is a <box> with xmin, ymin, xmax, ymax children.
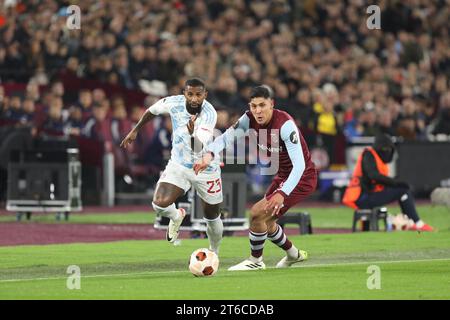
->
<box><xmin>250</xmin><ymin>85</ymin><xmax>274</xmax><ymax>99</ymax></box>
<box><xmin>184</xmin><ymin>78</ymin><xmax>206</xmax><ymax>90</ymax></box>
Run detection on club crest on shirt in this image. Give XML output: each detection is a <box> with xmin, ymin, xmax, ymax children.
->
<box><xmin>290</xmin><ymin>131</ymin><xmax>298</xmax><ymax>144</ymax></box>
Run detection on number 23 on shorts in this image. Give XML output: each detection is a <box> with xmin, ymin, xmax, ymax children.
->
<box><xmin>206</xmin><ymin>179</ymin><xmax>222</xmax><ymax>194</ymax></box>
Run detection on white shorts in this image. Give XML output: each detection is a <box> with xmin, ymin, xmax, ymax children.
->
<box><xmin>157</xmin><ymin>160</ymin><xmax>223</xmax><ymax>205</ymax></box>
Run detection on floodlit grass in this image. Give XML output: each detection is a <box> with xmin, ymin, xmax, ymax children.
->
<box><xmin>1</xmin><ymin>205</ymin><xmax>448</xmax><ymax>299</ymax></box>
<box><xmin>0</xmin><ymin>227</ymin><xmax>449</xmax><ymax>299</ymax></box>
<box><xmin>1</xmin><ymin>205</ymin><xmax>448</xmax><ymax>231</ymax></box>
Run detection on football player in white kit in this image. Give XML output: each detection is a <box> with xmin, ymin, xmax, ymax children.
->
<box><xmin>120</xmin><ymin>78</ymin><xmax>223</xmax><ymax>254</ymax></box>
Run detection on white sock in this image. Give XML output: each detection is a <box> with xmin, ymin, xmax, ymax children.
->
<box><xmin>152</xmin><ymin>202</ymin><xmax>180</xmax><ymax>220</ymax></box>
<box><xmin>287</xmin><ymin>245</ymin><xmax>299</xmax><ymax>259</ymax></box>
<box><xmin>204</xmin><ymin>216</ymin><xmax>223</xmax><ymax>254</ymax></box>
<box><xmin>249</xmin><ymin>255</ymin><xmax>263</xmax><ymax>263</ymax></box>
<box><xmin>415</xmin><ymin>220</ymin><xmax>424</xmax><ymax>228</ymax></box>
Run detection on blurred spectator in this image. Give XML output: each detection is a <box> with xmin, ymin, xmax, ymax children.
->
<box><xmin>430</xmin><ymin>92</ymin><xmax>450</xmax><ymax>136</ymax></box>
<box><xmin>76</xmin><ymin>89</ymin><xmax>94</xmax><ymax>121</ymax></box>
<box><xmin>273</xmin><ymin>82</ymin><xmax>291</xmax><ymax>110</ymax></box>
<box><xmin>0</xmin><ymin>85</ymin><xmax>6</xmax><ymax>117</ymax></box>
<box><xmin>362</xmin><ymin>105</ymin><xmax>378</xmax><ymax>137</ymax></box>
<box><xmin>82</xmin><ymin>104</ymin><xmax>111</xmax><ymax>142</ymax></box>
<box><xmin>216</xmin><ymin>110</ymin><xmax>230</xmax><ymax>133</ymax></box>
<box><xmin>50</xmin><ymin>81</ymin><xmax>65</xmax><ymax>100</ymax></box>
<box><xmin>21</xmin><ymin>98</ymin><xmax>36</xmax><ymax>125</ymax></box>
<box><xmin>65</xmin><ymin>105</ymin><xmax>83</xmax><ymax>136</ymax></box>
<box><xmin>114</xmin><ymin>50</ymin><xmax>134</xmax><ymax>89</ymax></box>
<box><xmin>208</xmin><ymin>74</ymin><xmax>237</xmax><ymax>110</ymax></box>
<box><xmin>344</xmin><ymin>111</ymin><xmax>365</xmax><ymax>139</ymax></box>
<box><xmin>130</xmin><ymin>45</ymin><xmax>149</xmax><ymax>85</ymax></box>
<box><xmin>92</xmin><ymin>88</ymin><xmax>107</xmax><ymax>105</ymax></box>
<box><xmin>3</xmin><ymin>95</ymin><xmax>23</xmax><ymax>124</ymax></box>
<box><xmin>4</xmin><ymin>41</ymin><xmax>28</xmax><ymax>82</ymax></box>
<box><xmin>127</xmin><ymin>104</ymin><xmax>155</xmax><ymax>159</ymax></box>
<box><xmin>311</xmin><ymin>90</ymin><xmax>340</xmax><ymax>164</ymax></box>
<box><xmin>0</xmin><ymin>47</ymin><xmax>6</xmax><ymax>81</ymax></box>
<box><xmin>291</xmin><ymin>89</ymin><xmax>312</xmax><ymax>128</ymax></box>
<box><xmin>396</xmin><ymin>98</ymin><xmax>426</xmax><ymax>140</ymax></box>
<box><xmin>143</xmin><ymin>114</ymin><xmax>172</xmax><ymax>170</ymax></box>
<box><xmin>111</xmin><ymin>103</ymin><xmax>132</xmax><ymax>145</ymax></box>
<box><xmin>25</xmin><ymin>81</ymin><xmax>41</xmax><ymax>104</ymax></box>
<box><xmin>377</xmin><ymin>110</ymin><xmax>396</xmax><ymax>137</ymax></box>
<box><xmin>230</xmin><ymin>85</ymin><xmax>253</xmax><ymax>113</ymax></box>
<box><xmin>40</xmin><ymin>97</ymin><xmax>65</xmax><ymax>136</ymax></box>
<box><xmin>0</xmin><ymin>0</ymin><xmax>449</xmax><ymax>170</ymax></box>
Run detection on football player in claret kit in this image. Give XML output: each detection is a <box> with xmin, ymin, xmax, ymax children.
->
<box><xmin>121</xmin><ymin>78</ymin><xmax>224</xmax><ymax>254</ymax></box>
<box><xmin>194</xmin><ymin>85</ymin><xmax>317</xmax><ymax>270</ymax></box>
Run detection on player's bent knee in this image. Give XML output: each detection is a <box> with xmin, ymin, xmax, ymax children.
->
<box><xmin>266</xmin><ymin>219</ymin><xmax>277</xmax><ymax>233</ymax></box>
<box><xmin>152</xmin><ymin>197</ymin><xmax>173</xmax><ymax>209</ymax></box>
<box><xmin>204</xmin><ymin>211</ymin><xmax>220</xmax><ymax>220</ymax></box>
<box><xmin>203</xmin><ymin>203</ymin><xmax>220</xmax><ymax>220</ymax></box>
<box><xmin>249</xmin><ymin>205</ymin><xmax>259</xmax><ymax>218</ymax></box>
<box><xmin>250</xmin><ymin>206</ymin><xmax>265</xmax><ymax>222</ymax></box>
<box><xmin>265</xmin><ymin>215</ymin><xmax>278</xmax><ymax>224</ymax></box>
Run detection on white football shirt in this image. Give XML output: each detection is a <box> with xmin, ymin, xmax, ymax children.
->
<box><xmin>147</xmin><ymin>95</ymin><xmax>219</xmax><ymax>172</ymax></box>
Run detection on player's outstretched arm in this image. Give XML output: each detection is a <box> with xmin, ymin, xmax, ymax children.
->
<box><xmin>120</xmin><ymin>109</ymin><xmax>155</xmax><ymax>149</ymax></box>
<box><xmin>193</xmin><ymin>113</ymin><xmax>250</xmax><ymax>174</ymax></box>
<box><xmin>282</xmin><ymin>127</ymin><xmax>305</xmax><ymax>187</ymax></box>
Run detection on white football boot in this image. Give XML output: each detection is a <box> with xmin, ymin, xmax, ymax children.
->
<box><xmin>276</xmin><ymin>250</ymin><xmax>308</xmax><ymax>268</ymax></box>
<box><xmin>228</xmin><ymin>259</ymin><xmax>266</xmax><ymax>271</ymax></box>
<box><xmin>166</xmin><ymin>208</ymin><xmax>186</xmax><ymax>243</ymax></box>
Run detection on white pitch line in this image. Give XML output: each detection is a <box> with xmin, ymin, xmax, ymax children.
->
<box><xmin>1</xmin><ymin>257</ymin><xmax>450</xmax><ymax>284</ymax></box>
<box><xmin>292</xmin><ymin>257</ymin><xmax>450</xmax><ymax>269</ymax></box>
<box><xmin>0</xmin><ymin>270</ymin><xmax>183</xmax><ymax>283</ymax></box>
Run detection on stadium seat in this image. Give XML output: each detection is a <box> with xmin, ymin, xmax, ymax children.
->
<box><xmin>278</xmin><ymin>212</ymin><xmax>313</xmax><ymax>235</ymax></box>
<box><xmin>352</xmin><ymin>207</ymin><xmax>388</xmax><ymax>232</ymax></box>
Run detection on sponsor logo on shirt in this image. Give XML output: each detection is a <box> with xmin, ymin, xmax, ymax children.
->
<box><xmin>258</xmin><ymin>143</ymin><xmax>282</xmax><ymax>153</ymax></box>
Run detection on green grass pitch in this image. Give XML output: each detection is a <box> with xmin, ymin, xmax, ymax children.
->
<box><xmin>0</xmin><ymin>205</ymin><xmax>449</xmax><ymax>300</ymax></box>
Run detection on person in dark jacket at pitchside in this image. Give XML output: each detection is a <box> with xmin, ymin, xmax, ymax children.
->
<box><xmin>343</xmin><ymin>134</ymin><xmax>434</xmax><ymax>231</ymax></box>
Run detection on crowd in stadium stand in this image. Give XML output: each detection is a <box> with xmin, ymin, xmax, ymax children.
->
<box><xmin>1</xmin><ymin>0</ymin><xmax>449</xmax><ymax>177</ymax></box>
